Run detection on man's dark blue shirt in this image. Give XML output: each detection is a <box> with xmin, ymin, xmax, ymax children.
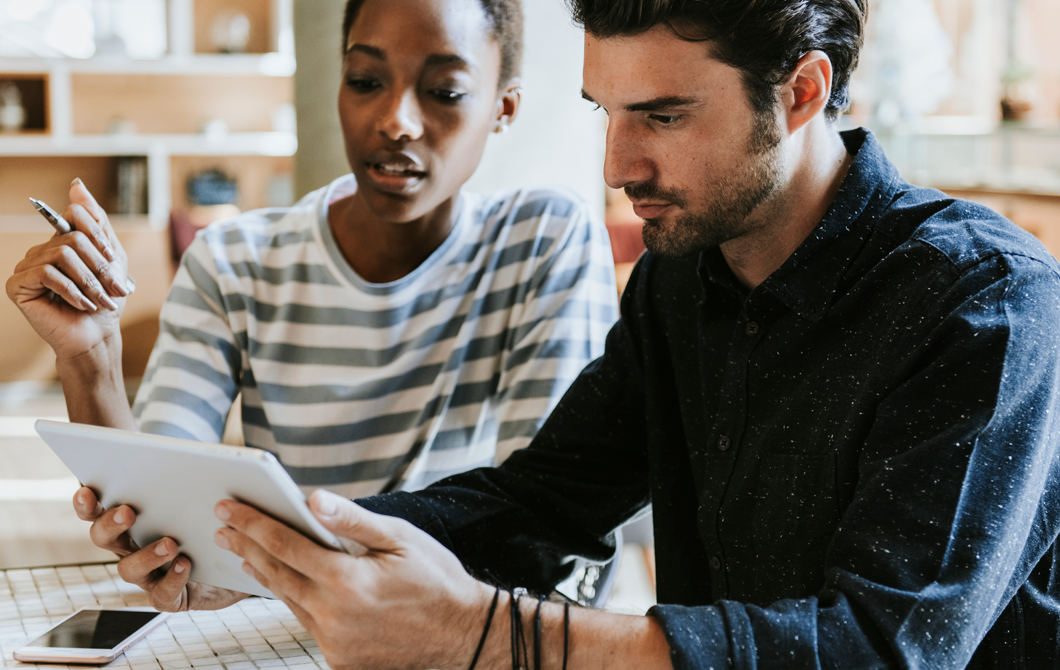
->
<box><xmin>360</xmin><ymin>129</ymin><xmax>1060</xmax><ymax>668</ymax></box>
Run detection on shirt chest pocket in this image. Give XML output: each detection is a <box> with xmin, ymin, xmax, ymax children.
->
<box><xmin>752</xmin><ymin>453</ymin><xmax>841</xmax><ymax>600</ymax></box>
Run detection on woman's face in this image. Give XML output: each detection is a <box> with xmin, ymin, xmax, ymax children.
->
<box><xmin>339</xmin><ymin>0</ymin><xmax>513</xmax><ymax>224</ymax></box>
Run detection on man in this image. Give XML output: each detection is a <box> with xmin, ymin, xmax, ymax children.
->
<box><xmin>73</xmin><ymin>0</ymin><xmax>1060</xmax><ymax>668</ymax></box>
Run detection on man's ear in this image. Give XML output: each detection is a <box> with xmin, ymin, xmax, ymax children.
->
<box><xmin>493</xmin><ymin>77</ymin><xmax>522</xmax><ymax>134</ymax></box>
<box><xmin>781</xmin><ymin>51</ymin><xmax>833</xmax><ymax>134</ymax></box>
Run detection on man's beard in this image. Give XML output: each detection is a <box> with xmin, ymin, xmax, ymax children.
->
<box><xmin>631</xmin><ymin>110</ymin><xmax>784</xmax><ymax>259</ymax></box>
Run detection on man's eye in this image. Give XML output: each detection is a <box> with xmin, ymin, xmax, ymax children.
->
<box><xmin>431</xmin><ymin>89</ymin><xmax>467</xmax><ymax>103</ymax></box>
<box><xmin>649</xmin><ymin>114</ymin><xmax>681</xmax><ymax>125</ymax></box>
<box><xmin>346</xmin><ymin>77</ymin><xmax>380</xmax><ymax>93</ymax></box>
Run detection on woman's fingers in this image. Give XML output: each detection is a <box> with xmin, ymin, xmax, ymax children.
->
<box><xmin>115</xmin><ymin>540</ymin><xmax>195</xmax><ymax>613</ymax></box>
<box><xmin>67</xmin><ymin>179</ymin><xmax>120</xmax><ymax>257</ymax></box>
<box><xmin>13</xmin><ymin>233</ymin><xmax>125</xmax><ymax>310</ymax></box>
<box><xmin>65</xmin><ymin>203</ymin><xmax>115</xmax><ymax>263</ymax></box>
<box><xmin>88</xmin><ymin>504</ymin><xmax>142</xmax><ymax>555</ymax></box>
<box><xmin>73</xmin><ymin>487</ymin><xmax>106</xmax><ymax>521</ymax></box>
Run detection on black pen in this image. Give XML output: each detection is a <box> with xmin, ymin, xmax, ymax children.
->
<box><xmin>29</xmin><ymin>197</ymin><xmax>136</xmax><ymax>294</ymax></box>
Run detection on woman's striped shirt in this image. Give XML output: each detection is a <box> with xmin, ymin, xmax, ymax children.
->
<box><xmin>132</xmin><ymin>175</ymin><xmax>620</xmax><ymax>498</ymax></box>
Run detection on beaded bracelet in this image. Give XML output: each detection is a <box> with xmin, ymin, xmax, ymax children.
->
<box><xmin>532</xmin><ymin>595</ymin><xmax>545</xmax><ymax>670</ymax></box>
<box><xmin>467</xmin><ymin>586</ymin><xmax>501</xmax><ymax>670</ymax></box>
<box><xmin>510</xmin><ymin>589</ymin><xmax>527</xmax><ymax>670</ymax></box>
<box><xmin>562</xmin><ymin>600</ymin><xmax>570</xmax><ymax>670</ymax></box>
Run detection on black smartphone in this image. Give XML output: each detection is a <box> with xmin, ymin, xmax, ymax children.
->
<box><xmin>13</xmin><ymin>607</ymin><xmax>170</xmax><ymax>664</ymax></box>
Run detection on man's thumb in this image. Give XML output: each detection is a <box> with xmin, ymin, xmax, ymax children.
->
<box><xmin>310</xmin><ymin>489</ymin><xmax>398</xmax><ymax>555</ymax></box>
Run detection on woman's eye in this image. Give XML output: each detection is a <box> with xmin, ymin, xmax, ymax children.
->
<box><xmin>346</xmin><ymin>77</ymin><xmax>380</xmax><ymax>94</ymax></box>
<box><xmin>431</xmin><ymin>89</ymin><xmax>467</xmax><ymax>103</ymax></box>
<box><xmin>649</xmin><ymin>114</ymin><xmax>681</xmax><ymax>125</ymax></box>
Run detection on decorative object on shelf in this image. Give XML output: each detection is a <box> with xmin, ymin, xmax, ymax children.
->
<box><xmin>117</xmin><ymin>156</ymin><xmax>148</xmax><ymax>216</ymax></box>
<box><xmin>999</xmin><ymin>0</ymin><xmax>1036</xmax><ymax>124</ymax></box>
<box><xmin>172</xmin><ymin>169</ymin><xmax>241</xmax><ymax>267</ymax></box>
<box><xmin>201</xmin><ymin>118</ymin><xmax>229</xmax><ymax>140</ymax></box>
<box><xmin>0</xmin><ymin>82</ymin><xmax>25</xmax><ymax>133</ymax></box>
<box><xmin>106</xmin><ymin>117</ymin><xmax>138</xmax><ymax>135</ymax></box>
<box><xmin>1000</xmin><ymin>61</ymin><xmax>1035</xmax><ymax>122</ymax></box>
<box><xmin>211</xmin><ymin>12</ymin><xmax>251</xmax><ymax>54</ymax></box>
<box><xmin>188</xmin><ymin>169</ymin><xmax>239</xmax><ymax>208</ymax></box>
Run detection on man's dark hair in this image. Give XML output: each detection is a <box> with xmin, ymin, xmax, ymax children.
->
<box><xmin>342</xmin><ymin>0</ymin><xmax>524</xmax><ymax>86</ymax></box>
<box><xmin>567</xmin><ymin>0</ymin><xmax>866</xmax><ymax>121</ymax></box>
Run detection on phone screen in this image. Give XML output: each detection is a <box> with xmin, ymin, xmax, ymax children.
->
<box><xmin>27</xmin><ymin>610</ymin><xmax>164</xmax><ymax>649</ymax></box>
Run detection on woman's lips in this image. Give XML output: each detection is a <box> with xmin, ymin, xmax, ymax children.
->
<box><xmin>631</xmin><ymin>201</ymin><xmax>671</xmax><ymax>219</ymax></box>
<box><xmin>365</xmin><ymin>161</ymin><xmax>429</xmax><ymax>194</ymax></box>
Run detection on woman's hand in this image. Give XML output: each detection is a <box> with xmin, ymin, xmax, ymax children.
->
<box><xmin>5</xmin><ymin>179</ymin><xmax>131</xmax><ymax>362</ymax></box>
<box><xmin>73</xmin><ymin>486</ymin><xmax>248</xmax><ymax>612</ymax></box>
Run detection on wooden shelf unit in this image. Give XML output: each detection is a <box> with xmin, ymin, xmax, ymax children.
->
<box><xmin>0</xmin><ymin>0</ymin><xmax>295</xmax><ymax>228</ymax></box>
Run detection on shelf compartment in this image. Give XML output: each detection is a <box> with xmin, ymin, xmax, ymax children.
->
<box><xmin>71</xmin><ymin>73</ymin><xmax>291</xmax><ymax>135</ymax></box>
<box><xmin>0</xmin><ymin>132</ymin><xmax>297</xmax><ymax>157</ymax></box>
<box><xmin>0</xmin><ymin>73</ymin><xmax>49</xmax><ymax>134</ymax></box>
<box><xmin>0</xmin><ymin>156</ymin><xmax>119</xmax><ymax>217</ymax></box>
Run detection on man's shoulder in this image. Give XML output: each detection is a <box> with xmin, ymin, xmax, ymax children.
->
<box><xmin>886</xmin><ymin>185</ymin><xmax>1060</xmax><ymax>280</ymax></box>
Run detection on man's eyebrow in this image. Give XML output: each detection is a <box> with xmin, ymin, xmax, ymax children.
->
<box><xmin>580</xmin><ymin>91</ymin><xmax>699</xmax><ymax>112</ymax></box>
<box><xmin>625</xmin><ymin>96</ymin><xmax>698</xmax><ymax>112</ymax></box>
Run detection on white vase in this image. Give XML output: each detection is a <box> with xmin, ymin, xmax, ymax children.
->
<box><xmin>0</xmin><ymin>83</ymin><xmax>26</xmax><ymax>133</ymax></box>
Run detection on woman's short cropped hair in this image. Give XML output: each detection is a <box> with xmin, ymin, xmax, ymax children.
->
<box><xmin>342</xmin><ymin>0</ymin><xmax>524</xmax><ymax>86</ymax></box>
<box><xmin>566</xmin><ymin>0</ymin><xmax>867</xmax><ymax>121</ymax></box>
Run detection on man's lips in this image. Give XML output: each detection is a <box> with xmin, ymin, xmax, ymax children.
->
<box><xmin>630</xmin><ymin>201</ymin><xmax>672</xmax><ymax>219</ymax></box>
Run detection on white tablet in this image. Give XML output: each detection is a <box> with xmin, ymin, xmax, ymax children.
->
<box><xmin>34</xmin><ymin>419</ymin><xmax>363</xmax><ymax>599</ymax></box>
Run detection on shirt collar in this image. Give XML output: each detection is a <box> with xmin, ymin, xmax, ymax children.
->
<box><xmin>699</xmin><ymin>128</ymin><xmax>904</xmax><ymax>322</ymax></box>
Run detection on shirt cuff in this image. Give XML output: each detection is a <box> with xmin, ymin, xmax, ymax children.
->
<box><xmin>648</xmin><ymin>604</ymin><xmax>732</xmax><ymax>670</ymax></box>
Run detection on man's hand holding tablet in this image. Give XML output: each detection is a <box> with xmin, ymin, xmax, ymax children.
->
<box><xmin>212</xmin><ymin>490</ymin><xmax>498</xmax><ymax>670</ymax></box>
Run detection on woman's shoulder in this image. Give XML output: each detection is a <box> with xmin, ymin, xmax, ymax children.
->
<box><xmin>193</xmin><ymin>177</ymin><xmax>349</xmax><ymax>254</ymax></box>
<box><xmin>469</xmin><ymin>185</ymin><xmax>600</xmax><ymax>244</ymax></box>
<box><xmin>475</xmin><ymin>185</ymin><xmax>591</xmax><ymax>220</ymax></box>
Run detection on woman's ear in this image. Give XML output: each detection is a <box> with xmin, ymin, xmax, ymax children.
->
<box><xmin>493</xmin><ymin>77</ymin><xmax>522</xmax><ymax>134</ymax></box>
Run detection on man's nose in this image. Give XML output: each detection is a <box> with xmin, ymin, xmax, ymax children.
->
<box><xmin>602</xmin><ymin>118</ymin><xmax>651</xmax><ymax>190</ymax></box>
<box><xmin>378</xmin><ymin>90</ymin><xmax>424</xmax><ymax>142</ymax></box>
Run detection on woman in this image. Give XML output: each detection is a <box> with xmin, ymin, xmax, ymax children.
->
<box><xmin>6</xmin><ymin>0</ymin><xmax>618</xmax><ymax>500</ymax></box>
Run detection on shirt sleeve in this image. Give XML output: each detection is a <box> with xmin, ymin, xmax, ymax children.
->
<box><xmin>648</xmin><ymin>252</ymin><xmax>1060</xmax><ymax>669</ymax></box>
<box><xmin>491</xmin><ymin>191</ymin><xmax>620</xmax><ymax>464</ymax></box>
<box><xmin>357</xmin><ymin>259</ymin><xmax>650</xmax><ymax>591</ymax></box>
<box><xmin>132</xmin><ymin>233</ymin><xmax>242</xmax><ymax>442</ymax></box>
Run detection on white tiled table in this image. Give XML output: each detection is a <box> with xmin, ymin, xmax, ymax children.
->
<box><xmin>0</xmin><ymin>564</ymin><xmax>327</xmax><ymax>670</ymax></box>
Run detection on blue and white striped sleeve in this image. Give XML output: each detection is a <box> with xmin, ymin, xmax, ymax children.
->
<box><xmin>132</xmin><ymin>232</ymin><xmax>242</xmax><ymax>443</ymax></box>
<box><xmin>492</xmin><ymin>190</ymin><xmax>620</xmax><ymax>463</ymax></box>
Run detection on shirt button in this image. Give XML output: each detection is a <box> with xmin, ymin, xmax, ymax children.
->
<box><xmin>710</xmin><ymin>556</ymin><xmax>722</xmax><ymax>571</ymax></box>
<box><xmin>717</xmin><ymin>435</ymin><xmax>731</xmax><ymax>451</ymax></box>
<box><xmin>745</xmin><ymin>321</ymin><xmax>760</xmax><ymax>336</ymax></box>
